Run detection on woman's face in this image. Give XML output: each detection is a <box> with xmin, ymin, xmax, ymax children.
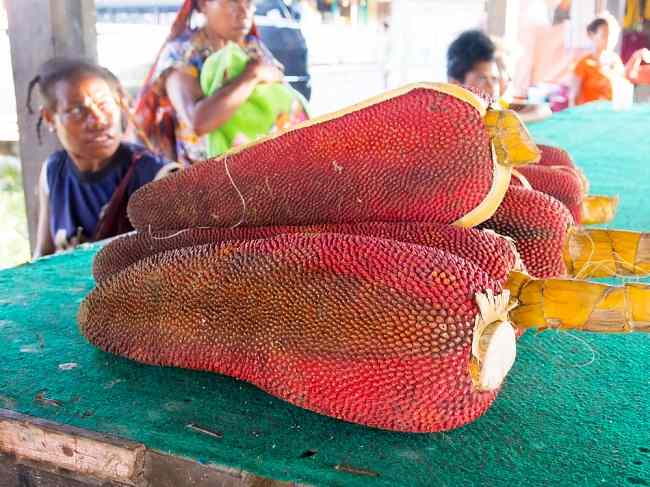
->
<box><xmin>199</xmin><ymin>0</ymin><xmax>255</xmax><ymax>42</ymax></box>
<box><xmin>43</xmin><ymin>75</ymin><xmax>122</xmax><ymax>168</ymax></box>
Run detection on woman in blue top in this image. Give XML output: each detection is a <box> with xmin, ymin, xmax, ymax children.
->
<box><xmin>29</xmin><ymin>58</ymin><xmax>179</xmax><ymax>258</ymax></box>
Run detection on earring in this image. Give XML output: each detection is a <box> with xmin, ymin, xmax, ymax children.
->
<box><xmin>48</xmin><ymin>125</ymin><xmax>55</xmax><ymax>133</ymax></box>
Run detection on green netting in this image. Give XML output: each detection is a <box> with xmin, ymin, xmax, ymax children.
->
<box><xmin>1</xmin><ymin>102</ymin><xmax>649</xmax><ymax>487</ymax></box>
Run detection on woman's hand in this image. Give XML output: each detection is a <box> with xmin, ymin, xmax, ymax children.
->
<box><xmin>244</xmin><ymin>57</ymin><xmax>284</xmax><ymax>84</ymax></box>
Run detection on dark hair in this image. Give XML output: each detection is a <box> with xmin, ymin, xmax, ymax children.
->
<box><xmin>26</xmin><ymin>57</ymin><xmax>123</xmax><ymax>144</ymax></box>
<box><xmin>447</xmin><ymin>30</ymin><xmax>496</xmax><ymax>82</ymax></box>
<box><xmin>587</xmin><ymin>17</ymin><xmax>608</xmax><ymax>34</ymax></box>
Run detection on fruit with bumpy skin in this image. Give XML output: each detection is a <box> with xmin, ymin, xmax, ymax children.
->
<box><xmin>479</xmin><ymin>186</ymin><xmax>650</xmax><ymax>279</ymax></box>
<box><xmin>79</xmin><ymin>233</ymin><xmax>650</xmax><ymax>432</ymax></box>
<box><xmin>535</xmin><ymin>144</ymin><xmax>618</xmax><ymax>224</ymax></box>
<box><xmin>537</xmin><ymin>144</ymin><xmax>575</xmax><ymax>169</ymax></box>
<box><xmin>127</xmin><ymin>84</ymin><xmax>535</xmax><ymax>233</ymax></box>
<box><xmin>480</xmin><ymin>186</ymin><xmax>573</xmax><ymax>278</ymax></box>
<box><xmin>93</xmin><ymin>222</ymin><xmax>519</xmax><ymax>284</ymax></box>
<box><xmin>80</xmin><ymin>233</ymin><xmax>512</xmax><ymax>433</ymax></box>
<box><xmin>514</xmin><ymin>165</ymin><xmax>583</xmax><ymax>224</ymax></box>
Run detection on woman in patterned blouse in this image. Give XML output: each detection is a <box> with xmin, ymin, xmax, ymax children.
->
<box><xmin>136</xmin><ymin>0</ymin><xmax>305</xmax><ymax>165</ymax></box>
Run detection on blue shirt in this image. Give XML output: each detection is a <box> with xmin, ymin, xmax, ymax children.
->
<box><xmin>43</xmin><ymin>142</ymin><xmax>175</xmax><ymax>251</ymax></box>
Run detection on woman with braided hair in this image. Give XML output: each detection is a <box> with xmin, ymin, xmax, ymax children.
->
<box><xmin>29</xmin><ymin>58</ymin><xmax>179</xmax><ymax>258</ymax></box>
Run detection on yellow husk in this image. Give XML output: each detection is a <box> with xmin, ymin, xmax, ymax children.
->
<box><xmin>581</xmin><ymin>195</ymin><xmax>619</xmax><ymax>225</ymax></box>
<box><xmin>563</xmin><ymin>228</ymin><xmax>650</xmax><ymax>278</ymax></box>
<box><xmin>506</xmin><ymin>271</ymin><xmax>650</xmax><ymax>333</ymax></box>
<box><xmin>483</xmin><ymin>109</ymin><xmax>541</xmax><ymax>167</ymax></box>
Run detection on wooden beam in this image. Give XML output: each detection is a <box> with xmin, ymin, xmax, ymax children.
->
<box><xmin>0</xmin><ymin>409</ymin><xmax>301</xmax><ymax>487</ymax></box>
<box><xmin>0</xmin><ymin>409</ymin><xmax>145</xmax><ymax>485</ymax></box>
<box><xmin>486</xmin><ymin>0</ymin><xmax>520</xmax><ymax>43</ymax></box>
<box><xmin>5</xmin><ymin>0</ymin><xmax>97</xmax><ymax>252</ymax></box>
<box><xmin>0</xmin><ymin>457</ymin><xmax>130</xmax><ymax>487</ymax></box>
<box><xmin>607</xmin><ymin>0</ymin><xmax>625</xmax><ymax>24</ymax></box>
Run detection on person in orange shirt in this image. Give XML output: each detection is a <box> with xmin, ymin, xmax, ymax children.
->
<box><xmin>573</xmin><ymin>14</ymin><xmax>650</xmax><ymax>106</ymax></box>
<box><xmin>572</xmin><ymin>16</ymin><xmax>627</xmax><ymax>106</ymax></box>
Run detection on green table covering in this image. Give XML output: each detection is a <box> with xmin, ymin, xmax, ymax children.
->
<box><xmin>1</xmin><ymin>102</ymin><xmax>649</xmax><ymax>486</ymax></box>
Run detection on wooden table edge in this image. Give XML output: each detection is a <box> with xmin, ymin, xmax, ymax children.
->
<box><xmin>0</xmin><ymin>408</ymin><xmax>307</xmax><ymax>487</ymax></box>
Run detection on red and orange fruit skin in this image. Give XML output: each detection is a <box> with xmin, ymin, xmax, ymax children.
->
<box><xmin>80</xmin><ymin>233</ymin><xmax>514</xmax><ymax>433</ymax></box>
<box><xmin>93</xmin><ymin>222</ymin><xmax>518</xmax><ymax>284</ymax></box>
<box><xmin>128</xmin><ymin>88</ymin><xmax>496</xmax><ymax>232</ymax></box>
<box><xmin>514</xmin><ymin>164</ymin><xmax>583</xmax><ymax>224</ymax></box>
<box><xmin>480</xmin><ymin>186</ymin><xmax>574</xmax><ymax>278</ymax></box>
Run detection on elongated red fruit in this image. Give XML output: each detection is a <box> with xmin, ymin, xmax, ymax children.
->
<box><xmin>79</xmin><ymin>234</ymin><xmax>512</xmax><ymax>433</ymax></box>
<box><xmin>480</xmin><ymin>186</ymin><xmax>573</xmax><ymax>278</ymax></box>
<box><xmin>127</xmin><ymin>85</ymin><xmax>514</xmax><ymax>232</ymax></box>
<box><xmin>537</xmin><ymin>144</ymin><xmax>575</xmax><ymax>169</ymax></box>
<box><xmin>93</xmin><ymin>222</ymin><xmax>518</xmax><ymax>284</ymax></box>
<box><xmin>514</xmin><ymin>165</ymin><xmax>583</xmax><ymax>224</ymax></box>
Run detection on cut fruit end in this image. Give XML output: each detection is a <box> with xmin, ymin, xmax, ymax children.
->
<box><xmin>505</xmin><ymin>271</ymin><xmax>650</xmax><ymax>333</ymax></box>
<box><xmin>470</xmin><ymin>320</ymin><xmax>517</xmax><ymax>391</ymax></box>
<box><xmin>470</xmin><ymin>289</ymin><xmax>517</xmax><ymax>391</ymax></box>
<box><xmin>563</xmin><ymin>227</ymin><xmax>650</xmax><ymax>278</ymax></box>
<box><xmin>581</xmin><ymin>195</ymin><xmax>619</xmax><ymax>225</ymax></box>
<box><xmin>483</xmin><ymin>109</ymin><xmax>541</xmax><ymax>167</ymax></box>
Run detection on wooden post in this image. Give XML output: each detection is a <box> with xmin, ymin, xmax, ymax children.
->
<box><xmin>486</xmin><ymin>0</ymin><xmax>520</xmax><ymax>43</ymax></box>
<box><xmin>607</xmin><ymin>0</ymin><xmax>625</xmax><ymax>25</ymax></box>
<box><xmin>5</xmin><ymin>0</ymin><xmax>97</xmax><ymax>252</ymax></box>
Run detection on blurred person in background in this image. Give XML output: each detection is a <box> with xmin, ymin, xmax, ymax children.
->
<box><xmin>572</xmin><ymin>11</ymin><xmax>650</xmax><ymax>107</ymax></box>
<box><xmin>135</xmin><ymin>0</ymin><xmax>307</xmax><ymax>165</ymax></box>
<box><xmin>446</xmin><ymin>30</ymin><xmax>500</xmax><ymax>99</ymax></box>
<box><xmin>446</xmin><ymin>30</ymin><xmax>551</xmax><ymax>122</ymax></box>
<box><xmin>570</xmin><ymin>13</ymin><xmax>647</xmax><ymax>106</ymax></box>
<box><xmin>572</xmin><ymin>15</ymin><xmax>625</xmax><ymax>105</ymax></box>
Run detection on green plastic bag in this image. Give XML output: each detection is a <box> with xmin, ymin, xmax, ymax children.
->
<box><xmin>200</xmin><ymin>42</ymin><xmax>309</xmax><ymax>157</ymax></box>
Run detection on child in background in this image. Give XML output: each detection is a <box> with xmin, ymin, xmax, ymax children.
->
<box><xmin>572</xmin><ymin>15</ymin><xmax>629</xmax><ymax>105</ymax></box>
<box><xmin>29</xmin><ymin>58</ymin><xmax>179</xmax><ymax>258</ymax></box>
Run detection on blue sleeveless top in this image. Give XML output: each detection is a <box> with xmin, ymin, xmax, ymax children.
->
<box><xmin>44</xmin><ymin>142</ymin><xmax>174</xmax><ymax>251</ymax></box>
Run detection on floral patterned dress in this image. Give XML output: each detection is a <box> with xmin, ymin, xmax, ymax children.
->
<box><xmin>150</xmin><ymin>29</ymin><xmax>307</xmax><ymax>165</ymax></box>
